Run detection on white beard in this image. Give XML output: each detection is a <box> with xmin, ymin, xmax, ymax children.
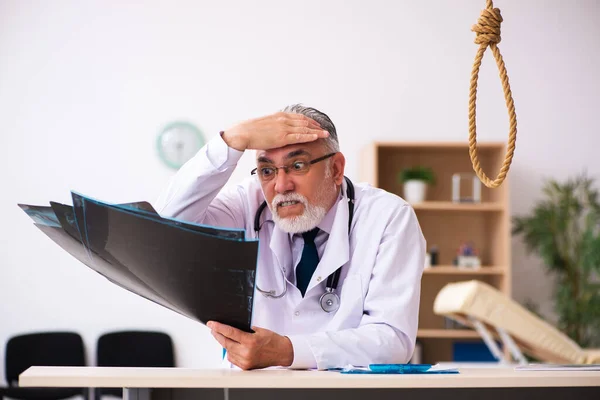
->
<box><xmin>270</xmin><ymin>192</ymin><xmax>328</xmax><ymax>234</ymax></box>
<box><xmin>269</xmin><ymin>171</ymin><xmax>336</xmax><ymax>234</ymax></box>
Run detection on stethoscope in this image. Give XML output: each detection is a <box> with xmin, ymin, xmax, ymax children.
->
<box><xmin>253</xmin><ymin>176</ymin><xmax>355</xmax><ymax>313</ymax></box>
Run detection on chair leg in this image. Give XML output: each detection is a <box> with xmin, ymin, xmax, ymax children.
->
<box><xmin>468</xmin><ymin>316</ymin><xmax>508</xmax><ymax>363</ymax></box>
<box><xmin>496</xmin><ymin>327</ymin><xmax>528</xmax><ymax>365</ymax></box>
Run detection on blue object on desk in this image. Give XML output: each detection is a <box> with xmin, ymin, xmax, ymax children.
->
<box><xmin>370</xmin><ymin>364</ymin><xmax>432</xmax><ymax>373</ymax></box>
<box><xmin>339</xmin><ymin>364</ymin><xmax>459</xmax><ymax>374</ymax></box>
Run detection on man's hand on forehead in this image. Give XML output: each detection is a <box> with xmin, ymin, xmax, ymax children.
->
<box><xmin>222</xmin><ymin>112</ymin><xmax>329</xmax><ymax>152</ymax></box>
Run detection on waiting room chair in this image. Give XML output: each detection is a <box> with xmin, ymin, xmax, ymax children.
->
<box><xmin>94</xmin><ymin>331</ymin><xmax>174</xmax><ymax>400</ymax></box>
<box><xmin>434</xmin><ymin>280</ymin><xmax>600</xmax><ymax>364</ymax></box>
<box><xmin>2</xmin><ymin>331</ymin><xmax>88</xmax><ymax>400</ymax></box>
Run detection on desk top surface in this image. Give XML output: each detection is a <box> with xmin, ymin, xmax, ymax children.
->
<box><xmin>18</xmin><ymin>366</ymin><xmax>600</xmax><ymax>389</ymax></box>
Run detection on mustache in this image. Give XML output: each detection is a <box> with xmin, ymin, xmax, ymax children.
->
<box><xmin>271</xmin><ymin>192</ymin><xmax>308</xmax><ymax>209</ymax></box>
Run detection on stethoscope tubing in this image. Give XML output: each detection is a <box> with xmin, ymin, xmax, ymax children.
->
<box><xmin>254</xmin><ymin>176</ymin><xmax>355</xmax><ymax>311</ymax></box>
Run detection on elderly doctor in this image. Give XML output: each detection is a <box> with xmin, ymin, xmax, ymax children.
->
<box><xmin>155</xmin><ymin>104</ymin><xmax>426</xmax><ymax>371</ymax></box>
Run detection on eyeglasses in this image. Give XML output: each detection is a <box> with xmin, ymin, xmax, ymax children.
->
<box><xmin>251</xmin><ymin>152</ymin><xmax>337</xmax><ymax>182</ymax></box>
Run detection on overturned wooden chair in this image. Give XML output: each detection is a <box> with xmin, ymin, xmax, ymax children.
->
<box><xmin>433</xmin><ymin>280</ymin><xmax>600</xmax><ymax>365</ymax></box>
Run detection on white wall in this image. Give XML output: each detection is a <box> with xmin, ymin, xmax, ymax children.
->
<box><xmin>1</xmin><ymin>0</ymin><xmax>598</xmax><ymax>379</ymax></box>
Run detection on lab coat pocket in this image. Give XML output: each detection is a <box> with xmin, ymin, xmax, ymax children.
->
<box><xmin>329</xmin><ymin>275</ymin><xmax>364</xmax><ymax>330</ymax></box>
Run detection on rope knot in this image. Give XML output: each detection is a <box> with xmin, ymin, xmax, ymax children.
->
<box><xmin>472</xmin><ymin>7</ymin><xmax>503</xmax><ymax>45</ymax></box>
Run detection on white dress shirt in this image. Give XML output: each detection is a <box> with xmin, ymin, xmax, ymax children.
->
<box><xmin>154</xmin><ymin>133</ymin><xmax>426</xmax><ymax>370</ymax></box>
<box><xmin>288</xmin><ymin>190</ymin><xmax>338</xmax><ymax>286</ymax></box>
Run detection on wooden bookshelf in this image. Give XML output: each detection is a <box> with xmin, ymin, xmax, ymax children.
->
<box><xmin>360</xmin><ymin>141</ymin><xmax>511</xmax><ymax>364</ymax></box>
<box><xmin>411</xmin><ymin>201</ymin><xmax>504</xmax><ymax>212</ymax></box>
<box><xmin>417</xmin><ymin>329</ymin><xmax>480</xmax><ymax>339</ymax></box>
<box><xmin>423</xmin><ymin>266</ymin><xmax>506</xmax><ymax>275</ymax></box>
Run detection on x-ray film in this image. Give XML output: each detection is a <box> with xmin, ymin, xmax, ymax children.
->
<box><xmin>19</xmin><ymin>192</ymin><xmax>258</xmax><ymax>333</ymax></box>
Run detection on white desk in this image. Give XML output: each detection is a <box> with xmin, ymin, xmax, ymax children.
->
<box><xmin>19</xmin><ymin>366</ymin><xmax>600</xmax><ymax>400</ymax></box>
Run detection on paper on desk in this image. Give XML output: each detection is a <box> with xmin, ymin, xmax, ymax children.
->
<box><xmin>18</xmin><ymin>191</ymin><xmax>259</xmax><ymax>333</ymax></box>
<box><xmin>515</xmin><ymin>364</ymin><xmax>600</xmax><ymax>371</ymax></box>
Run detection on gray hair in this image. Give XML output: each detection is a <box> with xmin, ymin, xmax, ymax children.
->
<box><xmin>281</xmin><ymin>104</ymin><xmax>340</xmax><ymax>153</ymax></box>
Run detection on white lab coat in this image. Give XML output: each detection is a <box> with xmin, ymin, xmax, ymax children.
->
<box><xmin>154</xmin><ymin>134</ymin><xmax>426</xmax><ymax>370</ymax></box>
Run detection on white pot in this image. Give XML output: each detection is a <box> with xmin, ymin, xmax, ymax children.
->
<box><xmin>403</xmin><ymin>180</ymin><xmax>427</xmax><ymax>203</ymax></box>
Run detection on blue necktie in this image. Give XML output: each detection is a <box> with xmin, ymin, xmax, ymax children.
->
<box><xmin>295</xmin><ymin>228</ymin><xmax>320</xmax><ymax>297</ymax></box>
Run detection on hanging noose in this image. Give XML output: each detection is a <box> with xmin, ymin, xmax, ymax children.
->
<box><xmin>468</xmin><ymin>0</ymin><xmax>517</xmax><ymax>188</ymax></box>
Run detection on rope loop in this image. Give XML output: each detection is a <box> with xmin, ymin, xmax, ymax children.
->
<box><xmin>468</xmin><ymin>0</ymin><xmax>517</xmax><ymax>189</ymax></box>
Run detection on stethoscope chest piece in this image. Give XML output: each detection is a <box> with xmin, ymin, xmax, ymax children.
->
<box><xmin>319</xmin><ymin>288</ymin><xmax>340</xmax><ymax>313</ymax></box>
<box><xmin>254</xmin><ymin>176</ymin><xmax>354</xmax><ymax>313</ymax></box>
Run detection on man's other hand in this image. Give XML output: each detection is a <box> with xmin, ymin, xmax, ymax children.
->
<box><xmin>207</xmin><ymin>321</ymin><xmax>294</xmax><ymax>370</ymax></box>
<box><xmin>221</xmin><ymin>112</ymin><xmax>329</xmax><ymax>151</ymax></box>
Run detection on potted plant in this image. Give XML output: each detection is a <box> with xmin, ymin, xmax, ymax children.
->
<box><xmin>398</xmin><ymin>166</ymin><xmax>435</xmax><ymax>203</ymax></box>
<box><xmin>512</xmin><ymin>173</ymin><xmax>600</xmax><ymax>347</ymax></box>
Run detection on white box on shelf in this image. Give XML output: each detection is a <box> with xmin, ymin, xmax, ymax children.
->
<box><xmin>457</xmin><ymin>255</ymin><xmax>481</xmax><ymax>269</ymax></box>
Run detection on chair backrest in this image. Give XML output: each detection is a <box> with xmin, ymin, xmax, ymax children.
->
<box><xmin>96</xmin><ymin>331</ymin><xmax>174</xmax><ymax>368</ymax></box>
<box><xmin>5</xmin><ymin>332</ymin><xmax>85</xmax><ymax>385</ymax></box>
<box><xmin>433</xmin><ymin>280</ymin><xmax>586</xmax><ymax>364</ymax></box>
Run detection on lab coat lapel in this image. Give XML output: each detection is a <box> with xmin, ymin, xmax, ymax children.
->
<box><xmin>267</xmin><ymin>208</ymin><xmax>292</xmax><ymax>279</ymax></box>
<box><xmin>306</xmin><ymin>187</ymin><xmax>350</xmax><ymax>294</ymax></box>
